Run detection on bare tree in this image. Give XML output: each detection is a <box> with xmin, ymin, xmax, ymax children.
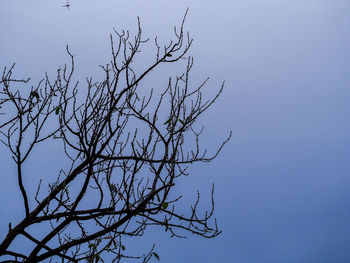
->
<box><xmin>0</xmin><ymin>12</ymin><xmax>231</xmax><ymax>263</ymax></box>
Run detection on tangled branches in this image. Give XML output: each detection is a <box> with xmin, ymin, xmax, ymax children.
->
<box><xmin>0</xmin><ymin>12</ymin><xmax>231</xmax><ymax>263</ymax></box>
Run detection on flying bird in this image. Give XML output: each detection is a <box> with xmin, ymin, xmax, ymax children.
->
<box><xmin>62</xmin><ymin>0</ymin><xmax>70</xmax><ymax>8</ymax></box>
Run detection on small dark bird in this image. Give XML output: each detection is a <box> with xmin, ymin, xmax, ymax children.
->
<box><xmin>62</xmin><ymin>0</ymin><xmax>70</xmax><ymax>8</ymax></box>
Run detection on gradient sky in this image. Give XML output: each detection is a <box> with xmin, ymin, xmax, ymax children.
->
<box><xmin>1</xmin><ymin>0</ymin><xmax>350</xmax><ymax>262</ymax></box>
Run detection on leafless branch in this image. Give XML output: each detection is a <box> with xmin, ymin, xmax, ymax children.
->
<box><xmin>0</xmin><ymin>11</ymin><xmax>230</xmax><ymax>263</ymax></box>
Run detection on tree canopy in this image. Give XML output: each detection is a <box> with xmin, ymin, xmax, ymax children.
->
<box><xmin>0</xmin><ymin>13</ymin><xmax>230</xmax><ymax>262</ymax></box>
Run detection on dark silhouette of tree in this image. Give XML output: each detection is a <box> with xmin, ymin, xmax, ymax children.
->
<box><xmin>0</xmin><ymin>12</ymin><xmax>231</xmax><ymax>263</ymax></box>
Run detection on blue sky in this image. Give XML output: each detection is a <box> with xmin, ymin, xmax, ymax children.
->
<box><xmin>1</xmin><ymin>0</ymin><xmax>350</xmax><ymax>262</ymax></box>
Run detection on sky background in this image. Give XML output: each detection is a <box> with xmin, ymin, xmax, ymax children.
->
<box><xmin>1</xmin><ymin>0</ymin><xmax>350</xmax><ymax>262</ymax></box>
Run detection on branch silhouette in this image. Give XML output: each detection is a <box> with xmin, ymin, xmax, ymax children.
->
<box><xmin>0</xmin><ymin>11</ymin><xmax>230</xmax><ymax>263</ymax></box>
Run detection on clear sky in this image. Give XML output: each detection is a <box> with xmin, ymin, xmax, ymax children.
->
<box><xmin>1</xmin><ymin>0</ymin><xmax>350</xmax><ymax>262</ymax></box>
